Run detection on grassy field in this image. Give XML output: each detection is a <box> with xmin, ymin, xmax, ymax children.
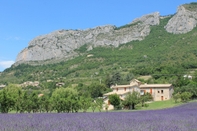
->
<box><xmin>137</xmin><ymin>99</ymin><xmax>183</xmax><ymax>110</ymax></box>
<box><xmin>137</xmin><ymin>99</ymin><xmax>197</xmax><ymax>111</ymax></box>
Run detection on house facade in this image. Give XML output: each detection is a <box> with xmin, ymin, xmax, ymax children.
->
<box><xmin>139</xmin><ymin>84</ymin><xmax>173</xmax><ymax>101</ymax></box>
<box><xmin>103</xmin><ymin>79</ymin><xmax>173</xmax><ymax>110</ymax></box>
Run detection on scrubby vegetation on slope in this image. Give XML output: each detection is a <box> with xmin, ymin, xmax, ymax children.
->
<box><xmin>1</xmin><ymin>16</ymin><xmax>197</xmax><ymax>99</ymax></box>
<box><xmin>183</xmin><ymin>2</ymin><xmax>197</xmax><ymax>11</ymax></box>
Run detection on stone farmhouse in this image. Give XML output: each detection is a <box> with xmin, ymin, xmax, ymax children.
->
<box><xmin>103</xmin><ymin>79</ymin><xmax>174</xmax><ymax>110</ymax></box>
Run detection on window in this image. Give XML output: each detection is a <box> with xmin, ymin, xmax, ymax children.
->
<box><xmin>124</xmin><ymin>87</ymin><xmax>126</xmax><ymax>91</ymax></box>
<box><xmin>161</xmin><ymin>90</ymin><xmax>163</xmax><ymax>94</ymax></box>
<box><xmin>116</xmin><ymin>88</ymin><xmax>118</xmax><ymax>91</ymax></box>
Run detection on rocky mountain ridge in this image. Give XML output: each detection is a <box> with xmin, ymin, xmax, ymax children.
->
<box><xmin>15</xmin><ymin>3</ymin><xmax>197</xmax><ymax>64</ymax></box>
<box><xmin>165</xmin><ymin>5</ymin><xmax>197</xmax><ymax>34</ymax></box>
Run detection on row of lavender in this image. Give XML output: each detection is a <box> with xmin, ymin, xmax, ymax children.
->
<box><xmin>0</xmin><ymin>102</ymin><xmax>197</xmax><ymax>131</ymax></box>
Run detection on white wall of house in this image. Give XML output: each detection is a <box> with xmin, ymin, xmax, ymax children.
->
<box><xmin>141</xmin><ymin>87</ymin><xmax>173</xmax><ymax>101</ymax></box>
<box><xmin>103</xmin><ymin>80</ymin><xmax>173</xmax><ymax>110</ymax></box>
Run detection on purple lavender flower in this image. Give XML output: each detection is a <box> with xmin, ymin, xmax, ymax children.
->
<box><xmin>0</xmin><ymin>102</ymin><xmax>197</xmax><ymax>131</ymax></box>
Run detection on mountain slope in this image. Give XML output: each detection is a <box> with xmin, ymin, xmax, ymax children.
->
<box><xmin>1</xmin><ymin>15</ymin><xmax>197</xmax><ymax>86</ymax></box>
<box><xmin>15</xmin><ymin>3</ymin><xmax>197</xmax><ymax>65</ymax></box>
<box><xmin>1</xmin><ymin>2</ymin><xmax>197</xmax><ymax>86</ymax></box>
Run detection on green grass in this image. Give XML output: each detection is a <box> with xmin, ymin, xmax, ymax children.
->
<box><xmin>138</xmin><ymin>99</ymin><xmax>182</xmax><ymax>110</ymax></box>
<box><xmin>138</xmin><ymin>99</ymin><xmax>197</xmax><ymax>110</ymax></box>
<box><xmin>111</xmin><ymin>99</ymin><xmax>195</xmax><ymax>112</ymax></box>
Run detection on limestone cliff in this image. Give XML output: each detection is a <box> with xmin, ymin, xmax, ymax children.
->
<box><xmin>165</xmin><ymin>4</ymin><xmax>197</xmax><ymax>34</ymax></box>
<box><xmin>15</xmin><ymin>3</ymin><xmax>197</xmax><ymax>64</ymax></box>
<box><xmin>16</xmin><ymin>12</ymin><xmax>160</xmax><ymax>64</ymax></box>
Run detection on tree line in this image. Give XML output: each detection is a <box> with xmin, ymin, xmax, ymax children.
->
<box><xmin>0</xmin><ymin>85</ymin><xmax>104</xmax><ymax>113</ymax></box>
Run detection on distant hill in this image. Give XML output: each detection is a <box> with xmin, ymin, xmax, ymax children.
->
<box><xmin>1</xmin><ymin>2</ymin><xmax>197</xmax><ymax>87</ymax></box>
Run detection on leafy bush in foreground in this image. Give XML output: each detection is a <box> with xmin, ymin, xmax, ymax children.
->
<box><xmin>0</xmin><ymin>102</ymin><xmax>197</xmax><ymax>131</ymax></box>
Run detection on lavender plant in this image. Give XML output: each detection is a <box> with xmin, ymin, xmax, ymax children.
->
<box><xmin>0</xmin><ymin>102</ymin><xmax>197</xmax><ymax>131</ymax></box>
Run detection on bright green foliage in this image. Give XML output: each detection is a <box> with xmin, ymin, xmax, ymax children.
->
<box><xmin>22</xmin><ymin>91</ymin><xmax>32</xmax><ymax>113</ymax></box>
<box><xmin>108</xmin><ymin>94</ymin><xmax>121</xmax><ymax>110</ymax></box>
<box><xmin>76</xmin><ymin>82</ymin><xmax>111</xmax><ymax>99</ymax></box>
<box><xmin>174</xmin><ymin>82</ymin><xmax>197</xmax><ymax>99</ymax></box>
<box><xmin>104</xmin><ymin>74</ymin><xmax>114</xmax><ymax>88</ymax></box>
<box><xmin>80</xmin><ymin>96</ymin><xmax>92</xmax><ymax>112</ymax></box>
<box><xmin>90</xmin><ymin>101</ymin><xmax>97</xmax><ymax>112</ymax></box>
<box><xmin>122</xmin><ymin>91</ymin><xmax>140</xmax><ymax>110</ymax></box>
<box><xmin>14</xmin><ymin>87</ymin><xmax>24</xmax><ymax>113</ymax></box>
<box><xmin>139</xmin><ymin>93</ymin><xmax>153</xmax><ymax>107</ymax></box>
<box><xmin>123</xmin><ymin>92</ymin><xmax>152</xmax><ymax>110</ymax></box>
<box><xmin>38</xmin><ymin>95</ymin><xmax>52</xmax><ymax>113</ymax></box>
<box><xmin>111</xmin><ymin>72</ymin><xmax>122</xmax><ymax>85</ymax></box>
<box><xmin>173</xmin><ymin>93</ymin><xmax>181</xmax><ymax>103</ymax></box>
<box><xmin>180</xmin><ymin>92</ymin><xmax>192</xmax><ymax>102</ymax></box>
<box><xmin>88</xmin><ymin>83</ymin><xmax>108</xmax><ymax>98</ymax></box>
<box><xmin>96</xmin><ymin>98</ymin><xmax>104</xmax><ymax>112</ymax></box>
<box><xmin>31</xmin><ymin>91</ymin><xmax>40</xmax><ymax>113</ymax></box>
<box><xmin>0</xmin><ymin>84</ymin><xmax>20</xmax><ymax>113</ymax></box>
<box><xmin>51</xmin><ymin>87</ymin><xmax>79</xmax><ymax>113</ymax></box>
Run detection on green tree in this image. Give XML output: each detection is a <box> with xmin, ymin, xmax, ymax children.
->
<box><xmin>123</xmin><ymin>91</ymin><xmax>140</xmax><ymax>110</ymax></box>
<box><xmin>0</xmin><ymin>84</ymin><xmax>20</xmax><ymax>113</ymax></box>
<box><xmin>108</xmin><ymin>94</ymin><xmax>121</xmax><ymax>110</ymax></box>
<box><xmin>140</xmin><ymin>93</ymin><xmax>153</xmax><ymax>107</ymax></box>
<box><xmin>38</xmin><ymin>94</ymin><xmax>51</xmax><ymax>112</ymax></box>
<box><xmin>173</xmin><ymin>93</ymin><xmax>181</xmax><ymax>103</ymax></box>
<box><xmin>125</xmin><ymin>72</ymin><xmax>134</xmax><ymax>83</ymax></box>
<box><xmin>0</xmin><ymin>89</ymin><xmax>14</xmax><ymax>113</ymax></box>
<box><xmin>31</xmin><ymin>91</ymin><xmax>40</xmax><ymax>113</ymax></box>
<box><xmin>14</xmin><ymin>88</ymin><xmax>24</xmax><ymax>113</ymax></box>
<box><xmin>80</xmin><ymin>96</ymin><xmax>92</xmax><ymax>112</ymax></box>
<box><xmin>112</xmin><ymin>72</ymin><xmax>121</xmax><ymax>85</ymax></box>
<box><xmin>51</xmin><ymin>87</ymin><xmax>79</xmax><ymax>113</ymax></box>
<box><xmin>104</xmin><ymin>74</ymin><xmax>113</xmax><ymax>88</ymax></box>
<box><xmin>96</xmin><ymin>98</ymin><xmax>103</xmax><ymax>112</ymax></box>
<box><xmin>91</xmin><ymin>101</ymin><xmax>97</xmax><ymax>112</ymax></box>
<box><xmin>23</xmin><ymin>91</ymin><xmax>33</xmax><ymax>113</ymax></box>
<box><xmin>88</xmin><ymin>83</ymin><xmax>107</xmax><ymax>98</ymax></box>
<box><xmin>180</xmin><ymin>92</ymin><xmax>192</xmax><ymax>102</ymax></box>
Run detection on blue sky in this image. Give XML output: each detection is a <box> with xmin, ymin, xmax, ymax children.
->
<box><xmin>0</xmin><ymin>0</ymin><xmax>195</xmax><ymax>71</ymax></box>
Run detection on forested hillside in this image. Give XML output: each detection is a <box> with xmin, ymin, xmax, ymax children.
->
<box><xmin>1</xmin><ymin>16</ymin><xmax>197</xmax><ymax>98</ymax></box>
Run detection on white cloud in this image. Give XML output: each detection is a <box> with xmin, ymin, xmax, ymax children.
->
<box><xmin>5</xmin><ymin>36</ymin><xmax>22</xmax><ymax>41</ymax></box>
<box><xmin>0</xmin><ymin>60</ymin><xmax>15</xmax><ymax>69</ymax></box>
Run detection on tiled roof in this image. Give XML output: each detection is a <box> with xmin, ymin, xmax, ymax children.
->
<box><xmin>103</xmin><ymin>90</ymin><xmax>131</xmax><ymax>96</ymax></box>
<box><xmin>111</xmin><ymin>84</ymin><xmax>137</xmax><ymax>88</ymax></box>
<box><xmin>139</xmin><ymin>84</ymin><xmax>172</xmax><ymax>88</ymax></box>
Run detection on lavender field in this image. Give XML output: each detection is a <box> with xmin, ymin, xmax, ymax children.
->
<box><xmin>1</xmin><ymin>102</ymin><xmax>197</xmax><ymax>131</ymax></box>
